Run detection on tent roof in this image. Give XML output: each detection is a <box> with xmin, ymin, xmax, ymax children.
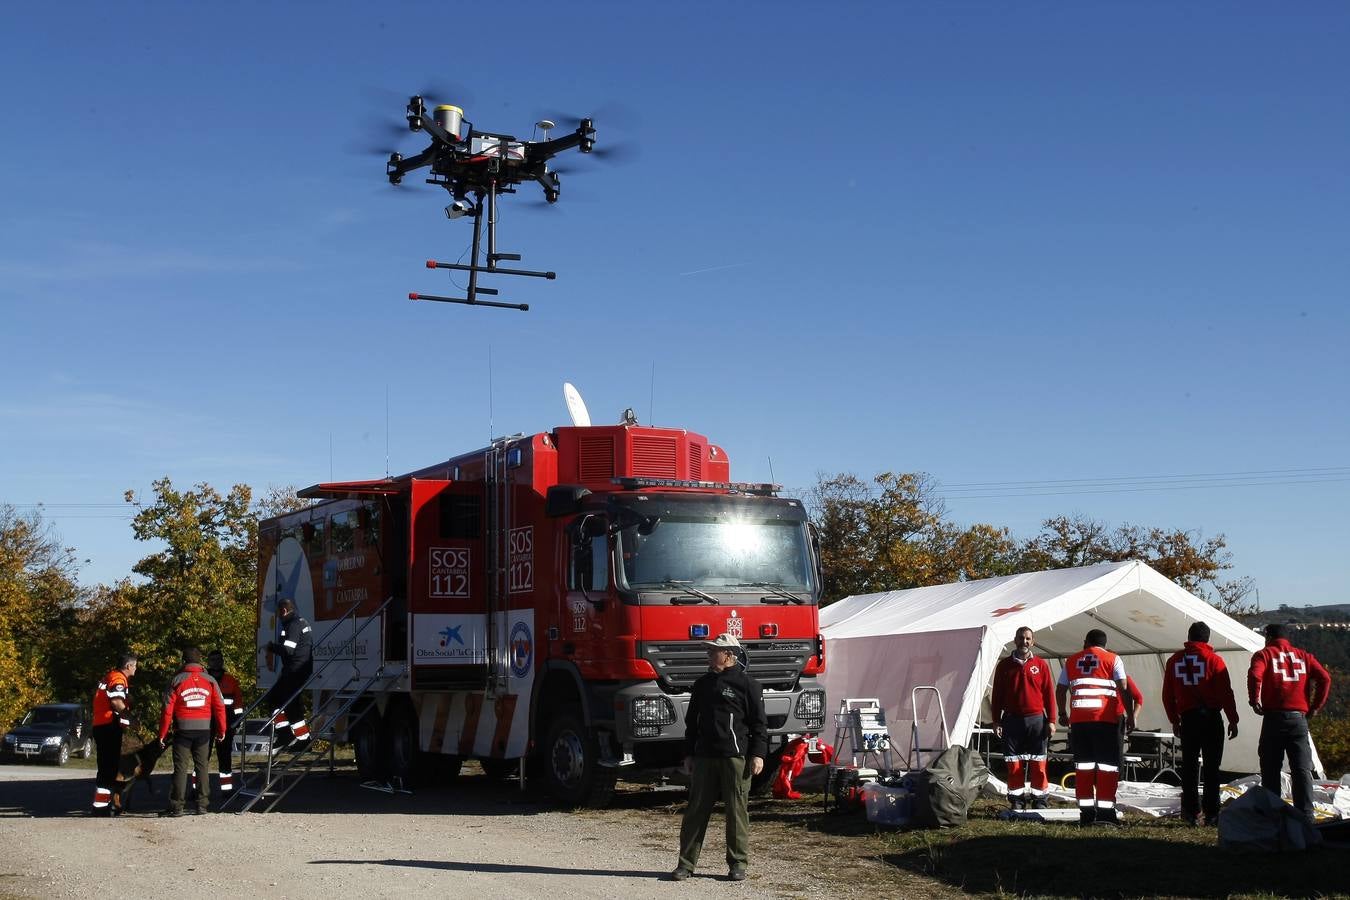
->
<box><xmin>820</xmin><ymin>560</ymin><xmax>1263</xmax><ymax>658</ymax></box>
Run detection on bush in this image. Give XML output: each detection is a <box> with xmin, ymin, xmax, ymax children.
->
<box><xmin>1310</xmin><ymin>715</ymin><xmax>1350</xmax><ymax>777</ymax></box>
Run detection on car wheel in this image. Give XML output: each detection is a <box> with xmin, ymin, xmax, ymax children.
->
<box><xmin>78</xmin><ymin>737</ymin><xmax>93</xmax><ymax>759</ymax></box>
<box><xmin>55</xmin><ymin>742</ymin><xmax>70</xmax><ymax>766</ymax></box>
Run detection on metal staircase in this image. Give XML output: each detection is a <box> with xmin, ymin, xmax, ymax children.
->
<box><xmin>223</xmin><ymin>596</ymin><xmax>402</xmax><ymax>814</ymax></box>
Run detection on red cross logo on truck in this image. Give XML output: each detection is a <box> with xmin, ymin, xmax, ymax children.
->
<box><xmin>1174</xmin><ymin>653</ymin><xmax>1206</xmax><ymax>686</ymax></box>
<box><xmin>1272</xmin><ymin>651</ymin><xmax>1306</xmax><ymax>682</ymax></box>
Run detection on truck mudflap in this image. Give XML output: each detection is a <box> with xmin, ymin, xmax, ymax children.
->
<box><xmin>604</xmin><ymin>678</ymin><xmax>827</xmax><ymax>746</ymax></box>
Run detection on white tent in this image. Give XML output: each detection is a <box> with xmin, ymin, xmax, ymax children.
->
<box><xmin>820</xmin><ymin>560</ymin><xmax>1314</xmax><ymax>775</ymax></box>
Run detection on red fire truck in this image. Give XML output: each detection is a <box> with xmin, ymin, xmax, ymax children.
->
<box><xmin>255</xmin><ymin>420</ymin><xmax>827</xmax><ymax>806</ymax></box>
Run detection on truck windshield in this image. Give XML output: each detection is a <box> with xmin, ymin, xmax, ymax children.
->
<box><xmin>613</xmin><ymin>497</ymin><xmax>815</xmax><ymax>603</ymax></box>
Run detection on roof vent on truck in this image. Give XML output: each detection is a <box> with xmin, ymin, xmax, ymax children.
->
<box><xmin>611</xmin><ymin>477</ymin><xmax>781</xmax><ymax>496</ymax></box>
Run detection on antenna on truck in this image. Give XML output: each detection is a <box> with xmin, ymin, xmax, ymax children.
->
<box><xmin>563</xmin><ymin>382</ymin><xmax>591</xmax><ymax>427</ymax></box>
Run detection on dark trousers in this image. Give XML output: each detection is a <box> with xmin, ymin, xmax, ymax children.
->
<box><xmin>92</xmin><ymin>723</ymin><xmax>123</xmax><ymax>809</ymax></box>
<box><xmin>1179</xmin><ymin>708</ymin><xmax>1225</xmax><ymax>820</ymax></box>
<box><xmin>679</xmin><ymin>756</ymin><xmax>752</xmax><ymax>871</ymax></box>
<box><xmin>262</xmin><ymin>670</ymin><xmax>309</xmax><ymax>734</ymax></box>
<box><xmin>1259</xmin><ymin>710</ymin><xmax>1314</xmax><ymax>821</ymax></box>
<box><xmin>215</xmin><ymin>723</ymin><xmax>234</xmax><ymax>774</ymax></box>
<box><xmin>171</xmin><ymin>732</ymin><xmax>212</xmax><ymax>812</ymax></box>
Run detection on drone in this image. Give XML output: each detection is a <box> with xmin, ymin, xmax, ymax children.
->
<box><xmin>386</xmin><ymin>95</ymin><xmax>601</xmax><ymax>312</ymax></box>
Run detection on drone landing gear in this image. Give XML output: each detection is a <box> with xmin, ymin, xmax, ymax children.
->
<box><xmin>408</xmin><ymin>181</ymin><xmax>554</xmax><ymax>313</ymax></box>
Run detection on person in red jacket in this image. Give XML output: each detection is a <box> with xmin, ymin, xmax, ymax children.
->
<box><xmin>1248</xmin><ymin>623</ymin><xmax>1331</xmax><ymax>824</ymax></box>
<box><xmin>1057</xmin><ymin>629</ymin><xmax>1134</xmax><ymax>826</ymax></box>
<box><xmin>1162</xmin><ymin>621</ymin><xmax>1240</xmax><ymax>826</ymax></box>
<box><xmin>206</xmin><ymin>649</ymin><xmax>245</xmax><ymax>795</ymax></box>
<box><xmin>158</xmin><ymin>647</ymin><xmax>227</xmax><ymax>816</ymax></box>
<box><xmin>991</xmin><ymin>625</ymin><xmax>1057</xmax><ymax>810</ymax></box>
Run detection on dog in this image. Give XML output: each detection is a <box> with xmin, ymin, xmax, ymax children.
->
<box><xmin>111</xmin><ymin>733</ymin><xmax>165</xmax><ymax>814</ymax></box>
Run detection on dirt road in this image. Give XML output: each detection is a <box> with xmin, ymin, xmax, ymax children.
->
<box><xmin>0</xmin><ymin>763</ymin><xmax>916</xmax><ymax>900</ymax></box>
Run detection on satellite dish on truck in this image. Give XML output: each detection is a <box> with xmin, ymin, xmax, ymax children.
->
<box><xmin>563</xmin><ymin>382</ymin><xmax>592</xmax><ymax>428</ymax></box>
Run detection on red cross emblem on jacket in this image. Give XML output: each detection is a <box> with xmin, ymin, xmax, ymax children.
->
<box><xmin>1174</xmin><ymin>653</ymin><xmax>1206</xmax><ymax>686</ymax></box>
<box><xmin>1272</xmin><ymin>652</ymin><xmax>1307</xmax><ymax>682</ymax></box>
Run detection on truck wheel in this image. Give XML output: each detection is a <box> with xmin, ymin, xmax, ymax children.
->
<box><xmin>352</xmin><ymin>714</ymin><xmax>384</xmax><ymax>780</ymax></box>
<box><xmin>542</xmin><ymin>705</ymin><xmax>616</xmax><ymax>808</ymax></box>
<box><xmin>383</xmin><ymin>706</ymin><xmax>419</xmax><ymax>786</ymax></box>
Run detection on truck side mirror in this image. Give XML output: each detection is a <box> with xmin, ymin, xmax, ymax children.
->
<box><xmin>547</xmin><ymin>485</ymin><xmax>592</xmax><ymax>518</ymax></box>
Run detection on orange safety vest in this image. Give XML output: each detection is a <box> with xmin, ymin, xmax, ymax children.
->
<box><xmin>93</xmin><ymin>669</ymin><xmax>130</xmax><ymax>727</ymax></box>
<box><xmin>1065</xmin><ymin>647</ymin><xmax>1122</xmax><ymax>724</ymax></box>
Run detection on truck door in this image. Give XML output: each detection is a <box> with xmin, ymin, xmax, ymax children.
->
<box><xmin>409</xmin><ymin>478</ymin><xmax>488</xmax><ymax>690</ymax></box>
<box><xmin>560</xmin><ymin>512</ymin><xmax>610</xmax><ymax>665</ymax></box>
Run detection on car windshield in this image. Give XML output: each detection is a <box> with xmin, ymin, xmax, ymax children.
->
<box><xmin>614</xmin><ymin>497</ymin><xmax>815</xmax><ymax>602</ymax></box>
<box><xmin>24</xmin><ymin>708</ymin><xmax>72</xmax><ymax>726</ymax></box>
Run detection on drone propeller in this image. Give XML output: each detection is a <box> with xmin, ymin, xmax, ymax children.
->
<box><xmin>537</xmin><ymin>101</ymin><xmax>639</xmax><ymax>131</ymax></box>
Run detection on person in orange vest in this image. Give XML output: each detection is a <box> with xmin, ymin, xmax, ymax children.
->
<box><xmin>990</xmin><ymin>625</ymin><xmax>1056</xmax><ymax>810</ymax></box>
<box><xmin>1162</xmin><ymin>621</ymin><xmax>1239</xmax><ymax>826</ymax></box>
<box><xmin>206</xmin><ymin>649</ymin><xmax>245</xmax><ymax>795</ymax></box>
<box><xmin>1248</xmin><ymin>623</ymin><xmax>1332</xmax><ymax>824</ymax></box>
<box><xmin>90</xmin><ymin>653</ymin><xmax>137</xmax><ymax>817</ymax></box>
<box><xmin>158</xmin><ymin>647</ymin><xmax>227</xmax><ymax>816</ymax></box>
<box><xmin>1056</xmin><ymin>629</ymin><xmax>1135</xmax><ymax>826</ymax></box>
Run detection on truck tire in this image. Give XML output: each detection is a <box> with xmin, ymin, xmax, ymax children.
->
<box><xmin>383</xmin><ymin>705</ymin><xmax>419</xmax><ymax>787</ymax></box>
<box><xmin>352</xmin><ymin>709</ymin><xmax>384</xmax><ymax>780</ymax></box>
<box><xmin>542</xmin><ymin>705</ymin><xmax>616</xmax><ymax>808</ymax></box>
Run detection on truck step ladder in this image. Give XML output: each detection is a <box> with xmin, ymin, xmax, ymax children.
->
<box><xmin>222</xmin><ymin>596</ymin><xmax>399</xmax><ymax>814</ymax></box>
<box><xmin>906</xmin><ymin>685</ymin><xmax>950</xmax><ymax>771</ymax></box>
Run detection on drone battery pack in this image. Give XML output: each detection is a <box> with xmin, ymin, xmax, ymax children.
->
<box><xmin>470</xmin><ymin>136</ymin><xmax>525</xmax><ymax>161</ymax></box>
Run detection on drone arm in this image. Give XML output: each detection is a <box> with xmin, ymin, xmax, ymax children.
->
<box><xmin>388</xmin><ymin>146</ymin><xmax>436</xmax><ymax>183</ymax></box>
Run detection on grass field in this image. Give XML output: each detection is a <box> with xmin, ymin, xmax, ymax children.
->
<box><xmin>737</xmin><ymin>796</ymin><xmax>1350</xmax><ymax>899</ymax></box>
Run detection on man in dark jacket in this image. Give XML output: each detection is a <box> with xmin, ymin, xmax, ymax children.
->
<box><xmin>672</xmin><ymin>633</ymin><xmax>767</xmax><ymax>883</ymax></box>
<box><xmin>263</xmin><ymin>598</ymin><xmax>314</xmax><ymax>745</ymax></box>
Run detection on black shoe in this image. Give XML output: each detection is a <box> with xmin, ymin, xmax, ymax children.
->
<box><xmin>90</xmin><ymin>807</ymin><xmax>112</xmax><ymax>818</ymax></box>
<box><xmin>1079</xmin><ymin>808</ymin><xmax>1096</xmax><ymax>827</ymax></box>
<box><xmin>1031</xmin><ymin>797</ymin><xmax>1049</xmax><ymax>810</ymax></box>
<box><xmin>727</xmin><ymin>867</ymin><xmax>747</xmax><ymax>882</ymax></box>
<box><xmin>1095</xmin><ymin>809</ymin><xmax>1121</xmax><ymax>826</ymax></box>
<box><xmin>669</xmin><ymin>868</ymin><xmax>693</xmax><ymax>882</ymax></box>
<box><xmin>191</xmin><ymin>807</ymin><xmax>207</xmax><ymax>816</ymax></box>
<box><xmin>159</xmin><ymin>808</ymin><xmax>184</xmax><ymax>818</ymax></box>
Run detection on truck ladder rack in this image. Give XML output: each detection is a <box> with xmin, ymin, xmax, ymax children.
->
<box><xmin>222</xmin><ymin>595</ymin><xmax>399</xmax><ymax>814</ymax></box>
<box><xmin>224</xmin><ymin>665</ymin><xmax>405</xmax><ymax>814</ymax></box>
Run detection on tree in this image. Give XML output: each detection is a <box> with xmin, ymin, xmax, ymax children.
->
<box><xmin>809</xmin><ymin>472</ymin><xmax>1260</xmax><ymax>617</ymax></box>
<box><xmin>83</xmin><ymin>479</ymin><xmax>261</xmax><ymax>706</ymax></box>
<box><xmin>0</xmin><ymin>505</ymin><xmax>85</xmax><ymax>725</ymax></box>
<box><xmin>808</xmin><ymin>472</ymin><xmax>1021</xmax><ymax>603</ymax></box>
<box><xmin>1020</xmin><ymin>514</ymin><xmax>1256</xmax><ymax>615</ymax></box>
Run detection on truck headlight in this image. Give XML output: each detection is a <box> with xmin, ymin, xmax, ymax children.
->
<box><xmin>632</xmin><ymin>696</ymin><xmax>676</xmax><ymax>726</ymax></box>
<box><xmin>795</xmin><ymin>690</ymin><xmax>825</xmax><ymax>719</ymax></box>
<box><xmin>44</xmin><ymin>736</ymin><xmax>63</xmax><ymax>746</ymax></box>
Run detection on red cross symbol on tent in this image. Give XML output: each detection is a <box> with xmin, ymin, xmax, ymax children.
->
<box><xmin>1273</xmin><ymin>651</ymin><xmax>1306</xmax><ymax>682</ymax></box>
<box><xmin>1174</xmin><ymin>653</ymin><xmax>1206</xmax><ymax>686</ymax></box>
<box><xmin>992</xmin><ymin>603</ymin><xmax>1026</xmax><ymax>618</ymax></box>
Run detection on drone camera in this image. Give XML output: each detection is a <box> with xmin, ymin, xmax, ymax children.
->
<box><xmin>444</xmin><ymin>198</ymin><xmax>475</xmax><ymax>220</ymax></box>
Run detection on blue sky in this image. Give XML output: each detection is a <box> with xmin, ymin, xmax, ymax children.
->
<box><xmin>1</xmin><ymin>2</ymin><xmax>1346</xmax><ymax>607</ymax></box>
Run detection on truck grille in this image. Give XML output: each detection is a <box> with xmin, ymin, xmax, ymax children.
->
<box><xmin>640</xmin><ymin>640</ymin><xmax>811</xmax><ymax>691</ymax></box>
